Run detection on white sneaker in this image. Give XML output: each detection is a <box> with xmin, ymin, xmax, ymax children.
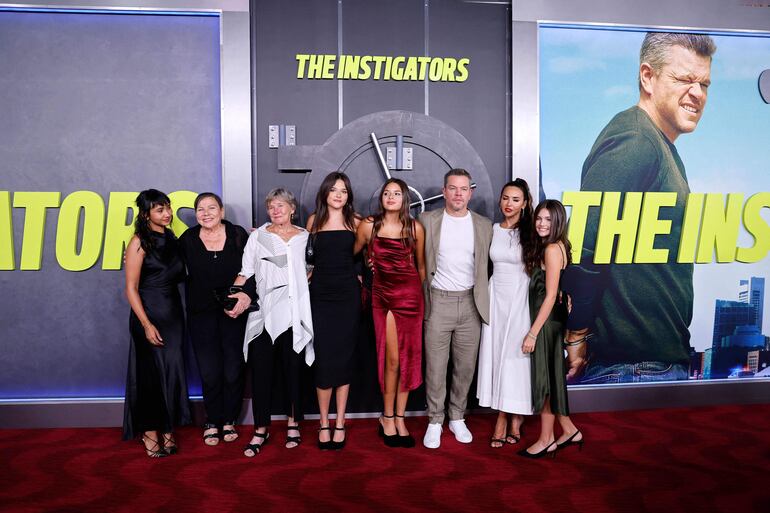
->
<box><xmin>448</xmin><ymin>419</ymin><xmax>473</xmax><ymax>443</ymax></box>
<box><xmin>423</xmin><ymin>422</ymin><xmax>443</xmax><ymax>449</ymax></box>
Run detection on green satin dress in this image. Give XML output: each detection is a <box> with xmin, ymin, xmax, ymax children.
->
<box><xmin>528</xmin><ymin>267</ymin><xmax>570</xmax><ymax>416</ymax></box>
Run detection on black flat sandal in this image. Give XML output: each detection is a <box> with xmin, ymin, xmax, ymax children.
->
<box><xmin>222</xmin><ymin>423</ymin><xmax>239</xmax><ymax>443</ymax></box>
<box><xmin>244</xmin><ymin>431</ymin><xmax>269</xmax><ymax>457</ymax></box>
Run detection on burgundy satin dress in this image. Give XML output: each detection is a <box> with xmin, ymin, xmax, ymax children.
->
<box><xmin>370</xmin><ymin>236</ymin><xmax>424</xmax><ymax>392</ymax></box>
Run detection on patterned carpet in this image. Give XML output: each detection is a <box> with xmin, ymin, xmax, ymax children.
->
<box><xmin>1</xmin><ymin>404</ymin><xmax>768</xmax><ymax>513</ymax></box>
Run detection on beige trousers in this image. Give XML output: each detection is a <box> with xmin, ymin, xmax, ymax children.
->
<box><xmin>424</xmin><ymin>288</ymin><xmax>481</xmax><ymax>424</ymax></box>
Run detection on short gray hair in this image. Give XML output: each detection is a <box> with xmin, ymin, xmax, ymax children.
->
<box><xmin>264</xmin><ymin>187</ymin><xmax>297</xmax><ymax>211</ymax></box>
<box><xmin>638</xmin><ymin>32</ymin><xmax>717</xmax><ymax>90</ymax></box>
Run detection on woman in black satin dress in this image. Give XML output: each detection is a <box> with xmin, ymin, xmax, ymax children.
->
<box><xmin>306</xmin><ymin>172</ymin><xmax>361</xmax><ymax>450</ymax></box>
<box><xmin>123</xmin><ymin>189</ymin><xmax>191</xmax><ymax>458</ymax></box>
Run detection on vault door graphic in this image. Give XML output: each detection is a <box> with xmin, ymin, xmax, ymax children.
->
<box><xmin>276</xmin><ymin>110</ymin><xmax>495</xmax><ymax>220</ymax></box>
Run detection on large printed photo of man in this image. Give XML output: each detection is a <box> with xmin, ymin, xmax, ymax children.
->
<box><xmin>539</xmin><ymin>27</ymin><xmax>770</xmax><ymax>384</ymax></box>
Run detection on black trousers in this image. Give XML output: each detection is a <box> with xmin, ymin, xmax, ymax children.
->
<box><xmin>248</xmin><ymin>328</ymin><xmax>304</xmax><ymax>427</ymax></box>
<box><xmin>188</xmin><ymin>309</ymin><xmax>247</xmax><ymax>426</ymax></box>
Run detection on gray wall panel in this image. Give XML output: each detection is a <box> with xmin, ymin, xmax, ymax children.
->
<box><xmin>341</xmin><ymin>0</ymin><xmax>425</xmax><ymax>124</ymax></box>
<box><xmin>429</xmin><ymin>0</ymin><xmax>510</xmax><ymax>216</ymax></box>
<box><xmin>253</xmin><ymin>0</ymin><xmax>339</xmax><ymax>225</ymax></box>
<box><xmin>0</xmin><ymin>11</ymin><xmax>222</xmax><ymax>398</ymax></box>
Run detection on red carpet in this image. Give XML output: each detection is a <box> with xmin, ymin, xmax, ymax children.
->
<box><xmin>1</xmin><ymin>404</ymin><xmax>768</xmax><ymax>513</ymax></box>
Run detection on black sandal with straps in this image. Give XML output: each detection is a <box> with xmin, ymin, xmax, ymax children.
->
<box><xmin>243</xmin><ymin>431</ymin><xmax>269</xmax><ymax>457</ymax></box>
<box><xmin>141</xmin><ymin>434</ymin><xmax>168</xmax><ymax>459</ymax></box>
<box><xmin>222</xmin><ymin>422</ymin><xmax>239</xmax><ymax>443</ymax></box>
<box><xmin>286</xmin><ymin>424</ymin><xmax>302</xmax><ymax>449</ymax></box>
<box><xmin>162</xmin><ymin>432</ymin><xmax>178</xmax><ymax>455</ymax></box>
<box><xmin>203</xmin><ymin>423</ymin><xmax>220</xmax><ymax>446</ymax></box>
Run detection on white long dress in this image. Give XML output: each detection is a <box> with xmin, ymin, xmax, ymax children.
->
<box><xmin>476</xmin><ymin>224</ymin><xmax>532</xmax><ymax>414</ymax></box>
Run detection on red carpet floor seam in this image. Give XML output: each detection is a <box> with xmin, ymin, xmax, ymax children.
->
<box><xmin>0</xmin><ymin>404</ymin><xmax>768</xmax><ymax>513</ymax></box>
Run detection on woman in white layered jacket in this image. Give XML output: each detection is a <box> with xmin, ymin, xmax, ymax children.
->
<box><xmin>229</xmin><ymin>188</ymin><xmax>314</xmax><ymax>457</ymax></box>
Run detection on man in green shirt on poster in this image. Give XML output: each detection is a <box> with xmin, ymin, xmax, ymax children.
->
<box><xmin>570</xmin><ymin>32</ymin><xmax>717</xmax><ymax>384</ymax></box>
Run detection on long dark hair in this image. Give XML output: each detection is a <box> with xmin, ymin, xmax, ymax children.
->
<box><xmin>310</xmin><ymin>172</ymin><xmax>356</xmax><ymax>233</ymax></box>
<box><xmin>372</xmin><ymin>178</ymin><xmax>416</xmax><ymax>251</ymax></box>
<box><xmin>524</xmin><ymin>199</ymin><xmax>572</xmax><ymax>275</ymax></box>
<box><xmin>500</xmin><ymin>178</ymin><xmax>534</xmax><ymax>255</ymax></box>
<box><xmin>134</xmin><ymin>189</ymin><xmax>171</xmax><ymax>252</ymax></box>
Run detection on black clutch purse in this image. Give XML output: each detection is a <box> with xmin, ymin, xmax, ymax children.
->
<box><xmin>213</xmin><ymin>286</ymin><xmax>260</xmax><ymax>313</ymax></box>
<box><xmin>305</xmin><ymin>234</ymin><xmax>315</xmax><ymax>266</ymax></box>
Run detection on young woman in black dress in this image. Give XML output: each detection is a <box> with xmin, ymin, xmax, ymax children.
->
<box><xmin>178</xmin><ymin>193</ymin><xmax>250</xmax><ymax>446</ymax></box>
<box><xmin>123</xmin><ymin>189</ymin><xmax>191</xmax><ymax>457</ymax></box>
<box><xmin>306</xmin><ymin>172</ymin><xmax>361</xmax><ymax>450</ymax></box>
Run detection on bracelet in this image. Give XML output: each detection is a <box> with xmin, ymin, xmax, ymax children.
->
<box><xmin>563</xmin><ymin>333</ymin><xmax>593</xmax><ymax>347</ymax></box>
<box><xmin>526</xmin><ymin>332</ymin><xmax>537</xmax><ymax>340</ymax></box>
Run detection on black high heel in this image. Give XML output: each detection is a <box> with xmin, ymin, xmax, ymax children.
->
<box><xmin>556</xmin><ymin>430</ymin><xmax>584</xmax><ymax>451</ymax></box>
<box><xmin>162</xmin><ymin>432</ymin><xmax>177</xmax><ymax>455</ymax></box>
<box><xmin>318</xmin><ymin>426</ymin><xmax>333</xmax><ymax>450</ymax></box>
<box><xmin>331</xmin><ymin>426</ymin><xmax>346</xmax><ymax>450</ymax></box>
<box><xmin>395</xmin><ymin>414</ymin><xmax>415</xmax><ymax>448</ymax></box>
<box><xmin>141</xmin><ymin>434</ymin><xmax>168</xmax><ymax>459</ymax></box>
<box><xmin>517</xmin><ymin>441</ymin><xmax>557</xmax><ymax>459</ymax></box>
<box><xmin>379</xmin><ymin>415</ymin><xmax>400</xmax><ymax>448</ymax></box>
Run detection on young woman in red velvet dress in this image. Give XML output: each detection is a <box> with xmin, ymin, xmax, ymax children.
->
<box><xmin>354</xmin><ymin>178</ymin><xmax>426</xmax><ymax>448</ymax></box>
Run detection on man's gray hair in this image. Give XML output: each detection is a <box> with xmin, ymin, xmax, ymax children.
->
<box><xmin>638</xmin><ymin>32</ymin><xmax>717</xmax><ymax>90</ymax></box>
<box><xmin>264</xmin><ymin>187</ymin><xmax>297</xmax><ymax>211</ymax></box>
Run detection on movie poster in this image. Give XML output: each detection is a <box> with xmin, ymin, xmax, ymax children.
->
<box><xmin>539</xmin><ymin>25</ymin><xmax>770</xmax><ymax>383</ymax></box>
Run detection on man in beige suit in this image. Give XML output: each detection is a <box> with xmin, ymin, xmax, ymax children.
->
<box><xmin>419</xmin><ymin>168</ymin><xmax>492</xmax><ymax>449</ymax></box>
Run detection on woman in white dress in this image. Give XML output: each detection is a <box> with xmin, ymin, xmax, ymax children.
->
<box><xmin>476</xmin><ymin>179</ymin><xmax>534</xmax><ymax>448</ymax></box>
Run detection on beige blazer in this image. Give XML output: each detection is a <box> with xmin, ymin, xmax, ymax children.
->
<box><xmin>418</xmin><ymin>208</ymin><xmax>493</xmax><ymax>324</ymax></box>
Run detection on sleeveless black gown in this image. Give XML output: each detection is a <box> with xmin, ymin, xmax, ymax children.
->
<box><xmin>123</xmin><ymin>230</ymin><xmax>192</xmax><ymax>440</ymax></box>
<box><xmin>309</xmin><ymin>230</ymin><xmax>361</xmax><ymax>388</ymax></box>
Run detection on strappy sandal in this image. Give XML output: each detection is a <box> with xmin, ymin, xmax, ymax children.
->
<box><xmin>141</xmin><ymin>434</ymin><xmax>168</xmax><ymax>459</ymax></box>
<box><xmin>490</xmin><ymin>436</ymin><xmax>507</xmax><ymax>448</ymax></box>
<box><xmin>318</xmin><ymin>426</ymin><xmax>332</xmax><ymax>450</ymax></box>
<box><xmin>222</xmin><ymin>423</ymin><xmax>239</xmax><ymax>443</ymax></box>
<box><xmin>286</xmin><ymin>424</ymin><xmax>301</xmax><ymax>449</ymax></box>
<box><xmin>244</xmin><ymin>431</ymin><xmax>269</xmax><ymax>457</ymax></box>
<box><xmin>203</xmin><ymin>423</ymin><xmax>220</xmax><ymax>446</ymax></box>
<box><xmin>507</xmin><ymin>423</ymin><xmax>523</xmax><ymax>444</ymax></box>
<box><xmin>162</xmin><ymin>432</ymin><xmax>178</xmax><ymax>455</ymax></box>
